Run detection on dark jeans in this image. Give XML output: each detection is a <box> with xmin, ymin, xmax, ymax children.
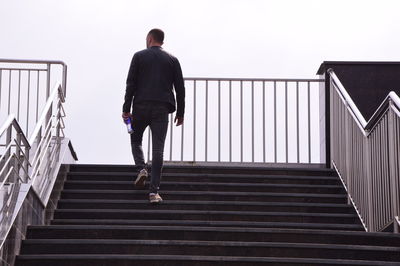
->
<box><xmin>130</xmin><ymin>102</ymin><xmax>169</xmax><ymax>194</ymax></box>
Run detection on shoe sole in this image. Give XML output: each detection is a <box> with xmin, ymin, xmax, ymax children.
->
<box><xmin>149</xmin><ymin>199</ymin><xmax>163</xmax><ymax>204</ymax></box>
<box><xmin>134</xmin><ymin>173</ymin><xmax>147</xmax><ymax>188</ymax></box>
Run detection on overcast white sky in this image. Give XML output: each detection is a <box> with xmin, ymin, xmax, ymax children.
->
<box><xmin>1</xmin><ymin>0</ymin><xmax>400</xmax><ymax>164</ymax></box>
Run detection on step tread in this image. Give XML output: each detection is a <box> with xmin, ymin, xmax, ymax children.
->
<box><xmin>61</xmin><ymin>189</ymin><xmax>347</xmax><ymax>198</ymax></box>
<box><xmin>15</xmin><ymin>254</ymin><xmax>399</xmax><ymax>265</ymax></box>
<box><xmin>68</xmin><ymin>172</ymin><xmax>338</xmax><ymax>180</ymax></box>
<box><xmin>70</xmin><ymin>164</ymin><xmax>336</xmax><ymax>173</ymax></box>
<box><xmin>22</xmin><ymin>239</ymin><xmax>400</xmax><ymax>251</ymax></box>
<box><xmin>50</xmin><ymin>219</ymin><xmax>364</xmax><ymax>230</ymax></box>
<box><xmin>28</xmin><ymin>225</ymin><xmax>386</xmax><ymax>237</ymax></box>
<box><xmin>54</xmin><ymin>208</ymin><xmax>358</xmax><ymax>217</ymax></box>
<box><xmin>64</xmin><ymin>180</ymin><xmax>343</xmax><ymax>189</ymax></box>
<box><xmin>57</xmin><ymin>199</ymin><xmax>353</xmax><ymax>208</ymax></box>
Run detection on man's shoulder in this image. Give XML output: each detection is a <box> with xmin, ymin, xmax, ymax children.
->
<box><xmin>134</xmin><ymin>48</ymin><xmax>149</xmax><ymax>57</ymax></box>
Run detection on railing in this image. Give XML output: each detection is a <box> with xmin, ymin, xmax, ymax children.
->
<box><xmin>0</xmin><ymin>59</ymin><xmax>67</xmax><ymax>137</ymax></box>
<box><xmin>144</xmin><ymin>78</ymin><xmax>325</xmax><ymax>164</ymax></box>
<box><xmin>0</xmin><ymin>115</ymin><xmax>31</xmax><ymax>240</ymax></box>
<box><xmin>329</xmin><ymin>69</ymin><xmax>400</xmax><ymax>232</ymax></box>
<box><xmin>0</xmin><ymin>82</ymin><xmax>66</xmax><ymax>246</ymax></box>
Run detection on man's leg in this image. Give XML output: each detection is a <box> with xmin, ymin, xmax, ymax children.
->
<box><xmin>131</xmin><ymin>113</ymin><xmax>150</xmax><ymax>188</ymax></box>
<box><xmin>148</xmin><ymin>113</ymin><xmax>169</xmax><ymax>195</ymax></box>
<box><xmin>130</xmin><ymin>119</ymin><xmax>147</xmax><ymax>169</ymax></box>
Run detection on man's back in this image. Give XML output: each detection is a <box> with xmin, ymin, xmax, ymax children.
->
<box><xmin>124</xmin><ymin>46</ymin><xmax>185</xmax><ymax>117</ymax></box>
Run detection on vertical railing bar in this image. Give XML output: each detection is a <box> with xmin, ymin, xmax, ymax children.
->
<box><xmin>229</xmin><ymin>80</ymin><xmax>232</xmax><ymax>162</ymax></box>
<box><xmin>169</xmin><ymin>113</ymin><xmax>173</xmax><ymax>160</ymax></box>
<box><xmin>26</xmin><ymin>71</ymin><xmax>31</xmax><ymax>136</ymax></box>
<box><xmin>240</xmin><ymin>80</ymin><xmax>243</xmax><ymax>162</ymax></box>
<box><xmin>218</xmin><ymin>80</ymin><xmax>221</xmax><ymax>162</ymax></box>
<box><xmin>251</xmin><ymin>80</ymin><xmax>254</xmax><ymax>163</ymax></box>
<box><xmin>8</xmin><ymin>70</ymin><xmax>12</xmax><ymax>115</ymax></box>
<box><xmin>285</xmin><ymin>81</ymin><xmax>288</xmax><ymax>163</ymax></box>
<box><xmin>181</xmin><ymin>79</ymin><xmax>186</xmax><ymax>161</ymax></box>
<box><xmin>274</xmin><ymin>81</ymin><xmax>277</xmax><ymax>163</ymax></box>
<box><xmin>36</xmin><ymin>70</ymin><xmax>40</xmax><ymax>122</ymax></box>
<box><xmin>0</xmin><ymin>70</ymin><xmax>2</xmax><ymax>112</ymax></box>
<box><xmin>181</xmin><ymin>116</ymin><xmax>184</xmax><ymax>162</ymax></box>
<box><xmin>308</xmin><ymin>81</ymin><xmax>311</xmax><ymax>163</ymax></box>
<box><xmin>384</xmin><ymin>115</ymin><xmax>390</xmax><ymax>224</ymax></box>
<box><xmin>147</xmin><ymin>128</ymin><xmax>151</xmax><ymax>162</ymax></box>
<box><xmin>17</xmin><ymin>70</ymin><xmax>21</xmax><ymax>121</ymax></box>
<box><xmin>193</xmin><ymin>80</ymin><xmax>197</xmax><ymax>161</ymax></box>
<box><xmin>205</xmin><ymin>80</ymin><xmax>208</xmax><ymax>162</ymax></box>
<box><xmin>46</xmin><ymin>63</ymin><xmax>51</xmax><ymax>99</ymax></box>
<box><xmin>262</xmin><ymin>81</ymin><xmax>266</xmax><ymax>163</ymax></box>
<box><xmin>296</xmin><ymin>81</ymin><xmax>300</xmax><ymax>163</ymax></box>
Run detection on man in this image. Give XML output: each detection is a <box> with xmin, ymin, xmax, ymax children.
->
<box><xmin>122</xmin><ymin>28</ymin><xmax>185</xmax><ymax>204</ymax></box>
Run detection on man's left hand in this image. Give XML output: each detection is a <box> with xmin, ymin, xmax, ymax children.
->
<box><xmin>174</xmin><ymin>116</ymin><xmax>184</xmax><ymax>126</ymax></box>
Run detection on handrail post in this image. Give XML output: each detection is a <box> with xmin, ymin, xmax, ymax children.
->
<box><xmin>62</xmin><ymin>64</ymin><xmax>67</xmax><ymax>97</ymax></box>
<box><xmin>15</xmin><ymin>133</ymin><xmax>22</xmax><ymax>183</ymax></box>
<box><xmin>388</xmin><ymin>100</ymin><xmax>400</xmax><ymax>233</ymax></box>
<box><xmin>46</xmin><ymin>63</ymin><xmax>51</xmax><ymax>99</ymax></box>
<box><xmin>5</xmin><ymin>127</ymin><xmax>12</xmax><ymax>177</ymax></box>
<box><xmin>24</xmin><ymin>144</ymin><xmax>29</xmax><ymax>182</ymax></box>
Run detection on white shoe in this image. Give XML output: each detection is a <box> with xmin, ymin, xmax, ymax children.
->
<box><xmin>149</xmin><ymin>193</ymin><xmax>163</xmax><ymax>204</ymax></box>
<box><xmin>134</xmin><ymin>169</ymin><xmax>148</xmax><ymax>188</ymax></box>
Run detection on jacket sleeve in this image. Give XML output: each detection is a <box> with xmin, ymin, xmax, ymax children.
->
<box><xmin>173</xmin><ymin>58</ymin><xmax>185</xmax><ymax>117</ymax></box>
<box><xmin>122</xmin><ymin>54</ymin><xmax>138</xmax><ymax>113</ymax></box>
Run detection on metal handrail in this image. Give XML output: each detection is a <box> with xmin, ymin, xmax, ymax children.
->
<box><xmin>29</xmin><ymin>82</ymin><xmax>64</xmax><ymax>144</ymax></box>
<box><xmin>329</xmin><ymin>69</ymin><xmax>400</xmax><ymax>232</ymax></box>
<box><xmin>0</xmin><ymin>58</ymin><xmax>67</xmax><ymax>94</ymax></box>
<box><xmin>0</xmin><ymin>82</ymin><xmax>67</xmax><ymax>245</ymax></box>
<box><xmin>185</xmin><ymin>77</ymin><xmax>325</xmax><ymax>82</ymax></box>
<box><xmin>328</xmin><ymin>69</ymin><xmax>400</xmax><ymax>133</ymax></box>
<box><xmin>0</xmin><ymin>115</ymin><xmax>31</xmax><ymax>146</ymax></box>
<box><xmin>0</xmin><ymin>59</ymin><xmax>68</xmax><ymax>138</ymax></box>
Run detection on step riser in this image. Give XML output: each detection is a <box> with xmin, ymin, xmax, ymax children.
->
<box><xmin>63</xmin><ymin>183</ymin><xmax>345</xmax><ymax>194</ymax></box>
<box><xmin>49</xmin><ymin>220</ymin><xmax>362</xmax><ymax>231</ymax></box>
<box><xmin>27</xmin><ymin>228</ymin><xmax>399</xmax><ymax>246</ymax></box>
<box><xmin>60</xmin><ymin>192</ymin><xmax>347</xmax><ymax>203</ymax></box>
<box><xmin>53</xmin><ymin>212</ymin><xmax>359</xmax><ymax>224</ymax></box>
<box><xmin>57</xmin><ymin>202</ymin><xmax>354</xmax><ymax>214</ymax></box>
<box><xmin>20</xmin><ymin>243</ymin><xmax>400</xmax><ymax>261</ymax></box>
<box><xmin>67</xmin><ymin>174</ymin><xmax>340</xmax><ymax>185</ymax></box>
<box><xmin>16</xmin><ymin>257</ymin><xmax>397</xmax><ymax>266</ymax></box>
<box><xmin>69</xmin><ymin>165</ymin><xmax>336</xmax><ymax>177</ymax></box>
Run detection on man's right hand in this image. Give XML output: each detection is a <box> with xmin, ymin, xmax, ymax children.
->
<box><xmin>122</xmin><ymin>112</ymin><xmax>132</xmax><ymax>122</ymax></box>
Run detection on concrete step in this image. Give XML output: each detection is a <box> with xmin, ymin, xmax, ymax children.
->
<box><xmin>57</xmin><ymin>199</ymin><xmax>355</xmax><ymax>213</ymax></box>
<box><xmin>26</xmin><ymin>225</ymin><xmax>399</xmax><ymax>246</ymax></box>
<box><xmin>67</xmin><ymin>172</ymin><xmax>340</xmax><ymax>185</ymax></box>
<box><xmin>50</xmin><ymin>219</ymin><xmax>364</xmax><ymax>231</ymax></box>
<box><xmin>62</xmin><ymin>180</ymin><xmax>345</xmax><ymax>194</ymax></box>
<box><xmin>16</xmin><ymin>254</ymin><xmax>400</xmax><ymax>266</ymax></box>
<box><xmin>69</xmin><ymin>164</ymin><xmax>336</xmax><ymax>176</ymax></box>
<box><xmin>52</xmin><ymin>209</ymin><xmax>361</xmax><ymax>224</ymax></box>
<box><xmin>60</xmin><ymin>189</ymin><xmax>347</xmax><ymax>203</ymax></box>
<box><xmin>20</xmin><ymin>239</ymin><xmax>400</xmax><ymax>261</ymax></box>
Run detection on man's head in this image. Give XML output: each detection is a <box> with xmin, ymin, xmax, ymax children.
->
<box><xmin>146</xmin><ymin>28</ymin><xmax>164</xmax><ymax>48</ymax></box>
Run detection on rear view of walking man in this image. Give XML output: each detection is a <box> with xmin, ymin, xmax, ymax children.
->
<box><xmin>122</xmin><ymin>28</ymin><xmax>185</xmax><ymax>204</ymax></box>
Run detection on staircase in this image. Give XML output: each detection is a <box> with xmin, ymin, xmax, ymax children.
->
<box><xmin>16</xmin><ymin>164</ymin><xmax>400</xmax><ymax>265</ymax></box>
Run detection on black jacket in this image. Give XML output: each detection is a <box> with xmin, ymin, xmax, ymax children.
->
<box><xmin>123</xmin><ymin>46</ymin><xmax>185</xmax><ymax>117</ymax></box>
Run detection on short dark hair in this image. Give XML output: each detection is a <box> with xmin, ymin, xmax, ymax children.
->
<box><xmin>148</xmin><ymin>28</ymin><xmax>164</xmax><ymax>43</ymax></box>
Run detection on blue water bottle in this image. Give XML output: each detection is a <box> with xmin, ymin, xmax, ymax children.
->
<box><xmin>124</xmin><ymin>117</ymin><xmax>134</xmax><ymax>134</ymax></box>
